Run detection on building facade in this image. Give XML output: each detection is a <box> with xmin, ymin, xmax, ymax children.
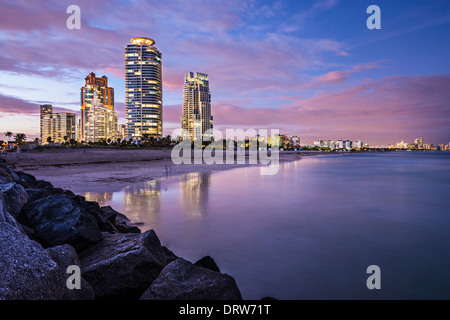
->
<box><xmin>41</xmin><ymin>108</ymin><xmax>76</xmax><ymax>145</ymax></box>
<box><xmin>82</xmin><ymin>92</ymin><xmax>118</xmax><ymax>142</ymax></box>
<box><xmin>118</xmin><ymin>124</ymin><xmax>127</xmax><ymax>141</ymax></box>
<box><xmin>80</xmin><ymin>72</ymin><xmax>115</xmax><ymax>142</ymax></box>
<box><xmin>181</xmin><ymin>72</ymin><xmax>213</xmax><ymax>142</ymax></box>
<box><xmin>40</xmin><ymin>104</ymin><xmax>53</xmax><ymax>142</ymax></box>
<box><xmin>125</xmin><ymin>37</ymin><xmax>163</xmax><ymax>141</ymax></box>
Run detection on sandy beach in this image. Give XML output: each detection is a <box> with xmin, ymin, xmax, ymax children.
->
<box><xmin>4</xmin><ymin>148</ymin><xmax>323</xmax><ymax>194</ymax></box>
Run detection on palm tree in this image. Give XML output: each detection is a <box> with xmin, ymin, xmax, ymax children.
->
<box><xmin>47</xmin><ymin>136</ymin><xmax>52</xmax><ymax>144</ymax></box>
<box><xmin>5</xmin><ymin>131</ymin><xmax>13</xmax><ymax>140</ymax></box>
<box><xmin>14</xmin><ymin>133</ymin><xmax>27</xmax><ymax>146</ymax></box>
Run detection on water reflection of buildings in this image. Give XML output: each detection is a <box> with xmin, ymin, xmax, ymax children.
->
<box><xmin>180</xmin><ymin>171</ymin><xmax>211</xmax><ymax>216</ymax></box>
<box><xmin>82</xmin><ymin>171</ymin><xmax>212</xmax><ymax>225</ymax></box>
<box><xmin>123</xmin><ymin>179</ymin><xmax>162</xmax><ymax>224</ymax></box>
<box><xmin>83</xmin><ymin>191</ymin><xmax>113</xmax><ymax>206</ymax></box>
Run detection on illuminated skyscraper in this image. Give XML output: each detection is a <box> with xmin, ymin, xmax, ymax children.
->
<box><xmin>40</xmin><ymin>104</ymin><xmax>53</xmax><ymax>142</ymax></box>
<box><xmin>80</xmin><ymin>72</ymin><xmax>114</xmax><ymax>142</ymax></box>
<box><xmin>125</xmin><ymin>37</ymin><xmax>163</xmax><ymax>141</ymax></box>
<box><xmin>83</xmin><ymin>92</ymin><xmax>118</xmax><ymax>142</ymax></box>
<box><xmin>181</xmin><ymin>72</ymin><xmax>213</xmax><ymax>141</ymax></box>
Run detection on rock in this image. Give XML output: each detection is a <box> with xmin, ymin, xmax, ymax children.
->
<box><xmin>0</xmin><ymin>163</ymin><xmax>21</xmax><ymax>184</ymax></box>
<box><xmin>79</xmin><ymin>229</ymin><xmax>168</xmax><ymax>299</ymax></box>
<box><xmin>46</xmin><ymin>245</ymin><xmax>95</xmax><ymax>300</ymax></box>
<box><xmin>140</xmin><ymin>259</ymin><xmax>242</xmax><ymax>300</ymax></box>
<box><xmin>0</xmin><ymin>198</ymin><xmax>24</xmax><ymax>232</ymax></box>
<box><xmin>19</xmin><ymin>223</ymin><xmax>39</xmax><ymax>241</ymax></box>
<box><xmin>25</xmin><ymin>188</ymin><xmax>51</xmax><ymax>202</ymax></box>
<box><xmin>15</xmin><ymin>171</ymin><xmax>37</xmax><ymax>187</ymax></box>
<box><xmin>100</xmin><ymin>205</ymin><xmax>141</xmax><ymax>234</ymax></box>
<box><xmin>0</xmin><ymin>182</ymin><xmax>28</xmax><ymax>218</ymax></box>
<box><xmin>195</xmin><ymin>256</ymin><xmax>221</xmax><ymax>273</ymax></box>
<box><xmin>0</xmin><ymin>175</ymin><xmax>12</xmax><ymax>184</ymax></box>
<box><xmin>22</xmin><ymin>194</ymin><xmax>103</xmax><ymax>251</ymax></box>
<box><xmin>34</xmin><ymin>180</ymin><xmax>54</xmax><ymax>190</ymax></box>
<box><xmin>0</xmin><ymin>223</ymin><xmax>65</xmax><ymax>299</ymax></box>
<box><xmin>162</xmin><ymin>246</ymin><xmax>179</xmax><ymax>263</ymax></box>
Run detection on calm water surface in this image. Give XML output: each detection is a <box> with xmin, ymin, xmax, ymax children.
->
<box><xmin>82</xmin><ymin>152</ymin><xmax>450</xmax><ymax>299</ymax></box>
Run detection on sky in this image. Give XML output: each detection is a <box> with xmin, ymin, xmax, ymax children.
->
<box><xmin>0</xmin><ymin>0</ymin><xmax>449</xmax><ymax>146</ymax></box>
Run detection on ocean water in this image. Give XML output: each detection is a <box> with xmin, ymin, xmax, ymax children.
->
<box><xmin>82</xmin><ymin>152</ymin><xmax>450</xmax><ymax>299</ymax></box>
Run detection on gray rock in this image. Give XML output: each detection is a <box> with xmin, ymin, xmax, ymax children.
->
<box><xmin>0</xmin><ymin>182</ymin><xmax>28</xmax><ymax>218</ymax></box>
<box><xmin>0</xmin><ymin>163</ymin><xmax>21</xmax><ymax>184</ymax></box>
<box><xmin>0</xmin><ymin>223</ymin><xmax>65</xmax><ymax>300</ymax></box>
<box><xmin>79</xmin><ymin>229</ymin><xmax>168</xmax><ymax>298</ymax></box>
<box><xmin>100</xmin><ymin>205</ymin><xmax>141</xmax><ymax>234</ymax></box>
<box><xmin>162</xmin><ymin>246</ymin><xmax>179</xmax><ymax>263</ymax></box>
<box><xmin>140</xmin><ymin>259</ymin><xmax>242</xmax><ymax>300</ymax></box>
<box><xmin>22</xmin><ymin>194</ymin><xmax>103</xmax><ymax>251</ymax></box>
<box><xmin>46</xmin><ymin>245</ymin><xmax>95</xmax><ymax>300</ymax></box>
<box><xmin>15</xmin><ymin>171</ymin><xmax>37</xmax><ymax>187</ymax></box>
<box><xmin>195</xmin><ymin>255</ymin><xmax>221</xmax><ymax>273</ymax></box>
<box><xmin>0</xmin><ymin>198</ymin><xmax>23</xmax><ymax>231</ymax></box>
<box><xmin>25</xmin><ymin>188</ymin><xmax>51</xmax><ymax>202</ymax></box>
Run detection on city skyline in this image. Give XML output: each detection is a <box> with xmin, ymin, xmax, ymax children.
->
<box><xmin>0</xmin><ymin>0</ymin><xmax>449</xmax><ymax>145</ymax></box>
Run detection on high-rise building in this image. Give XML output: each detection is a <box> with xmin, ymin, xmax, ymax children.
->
<box><xmin>125</xmin><ymin>37</ymin><xmax>163</xmax><ymax>141</ymax></box>
<box><xmin>41</xmin><ymin>108</ymin><xmax>76</xmax><ymax>145</ymax></box>
<box><xmin>40</xmin><ymin>104</ymin><xmax>53</xmax><ymax>142</ymax></box>
<box><xmin>80</xmin><ymin>72</ymin><xmax>114</xmax><ymax>142</ymax></box>
<box><xmin>181</xmin><ymin>72</ymin><xmax>213</xmax><ymax>141</ymax></box>
<box><xmin>82</xmin><ymin>92</ymin><xmax>118</xmax><ymax>142</ymax></box>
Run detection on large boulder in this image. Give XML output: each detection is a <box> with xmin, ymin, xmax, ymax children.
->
<box><xmin>79</xmin><ymin>229</ymin><xmax>168</xmax><ymax>299</ymax></box>
<box><xmin>22</xmin><ymin>194</ymin><xmax>103</xmax><ymax>251</ymax></box>
<box><xmin>46</xmin><ymin>244</ymin><xmax>95</xmax><ymax>300</ymax></box>
<box><xmin>140</xmin><ymin>259</ymin><xmax>242</xmax><ymax>300</ymax></box>
<box><xmin>0</xmin><ymin>182</ymin><xmax>28</xmax><ymax>218</ymax></box>
<box><xmin>195</xmin><ymin>256</ymin><xmax>221</xmax><ymax>272</ymax></box>
<box><xmin>0</xmin><ymin>223</ymin><xmax>66</xmax><ymax>299</ymax></box>
<box><xmin>0</xmin><ymin>163</ymin><xmax>21</xmax><ymax>184</ymax></box>
<box><xmin>99</xmin><ymin>205</ymin><xmax>141</xmax><ymax>233</ymax></box>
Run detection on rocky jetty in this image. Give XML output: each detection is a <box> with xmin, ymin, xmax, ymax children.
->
<box><xmin>0</xmin><ymin>160</ymin><xmax>242</xmax><ymax>300</ymax></box>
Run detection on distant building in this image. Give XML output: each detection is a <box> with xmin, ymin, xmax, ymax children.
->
<box><xmin>181</xmin><ymin>72</ymin><xmax>213</xmax><ymax>142</ymax></box>
<box><xmin>415</xmin><ymin>137</ymin><xmax>423</xmax><ymax>148</ymax></box>
<box><xmin>290</xmin><ymin>136</ymin><xmax>301</xmax><ymax>148</ymax></box>
<box><xmin>118</xmin><ymin>124</ymin><xmax>127</xmax><ymax>141</ymax></box>
<box><xmin>344</xmin><ymin>140</ymin><xmax>351</xmax><ymax>150</ymax></box>
<box><xmin>41</xmin><ymin>108</ymin><xmax>76</xmax><ymax>144</ymax></box>
<box><xmin>80</xmin><ymin>72</ymin><xmax>115</xmax><ymax>142</ymax></box>
<box><xmin>269</xmin><ymin>135</ymin><xmax>280</xmax><ymax>147</ymax></box>
<box><xmin>353</xmin><ymin>140</ymin><xmax>364</xmax><ymax>149</ymax></box>
<box><xmin>313</xmin><ymin>140</ymin><xmax>322</xmax><ymax>147</ymax></box>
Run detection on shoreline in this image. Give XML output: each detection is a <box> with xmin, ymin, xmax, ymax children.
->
<box><xmin>4</xmin><ymin>148</ymin><xmax>324</xmax><ymax>193</ymax></box>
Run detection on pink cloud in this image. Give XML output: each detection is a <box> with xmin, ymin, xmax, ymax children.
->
<box><xmin>313</xmin><ymin>64</ymin><xmax>380</xmax><ymax>85</ymax></box>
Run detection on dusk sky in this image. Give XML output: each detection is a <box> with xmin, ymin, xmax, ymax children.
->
<box><xmin>0</xmin><ymin>0</ymin><xmax>449</xmax><ymax>145</ymax></box>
